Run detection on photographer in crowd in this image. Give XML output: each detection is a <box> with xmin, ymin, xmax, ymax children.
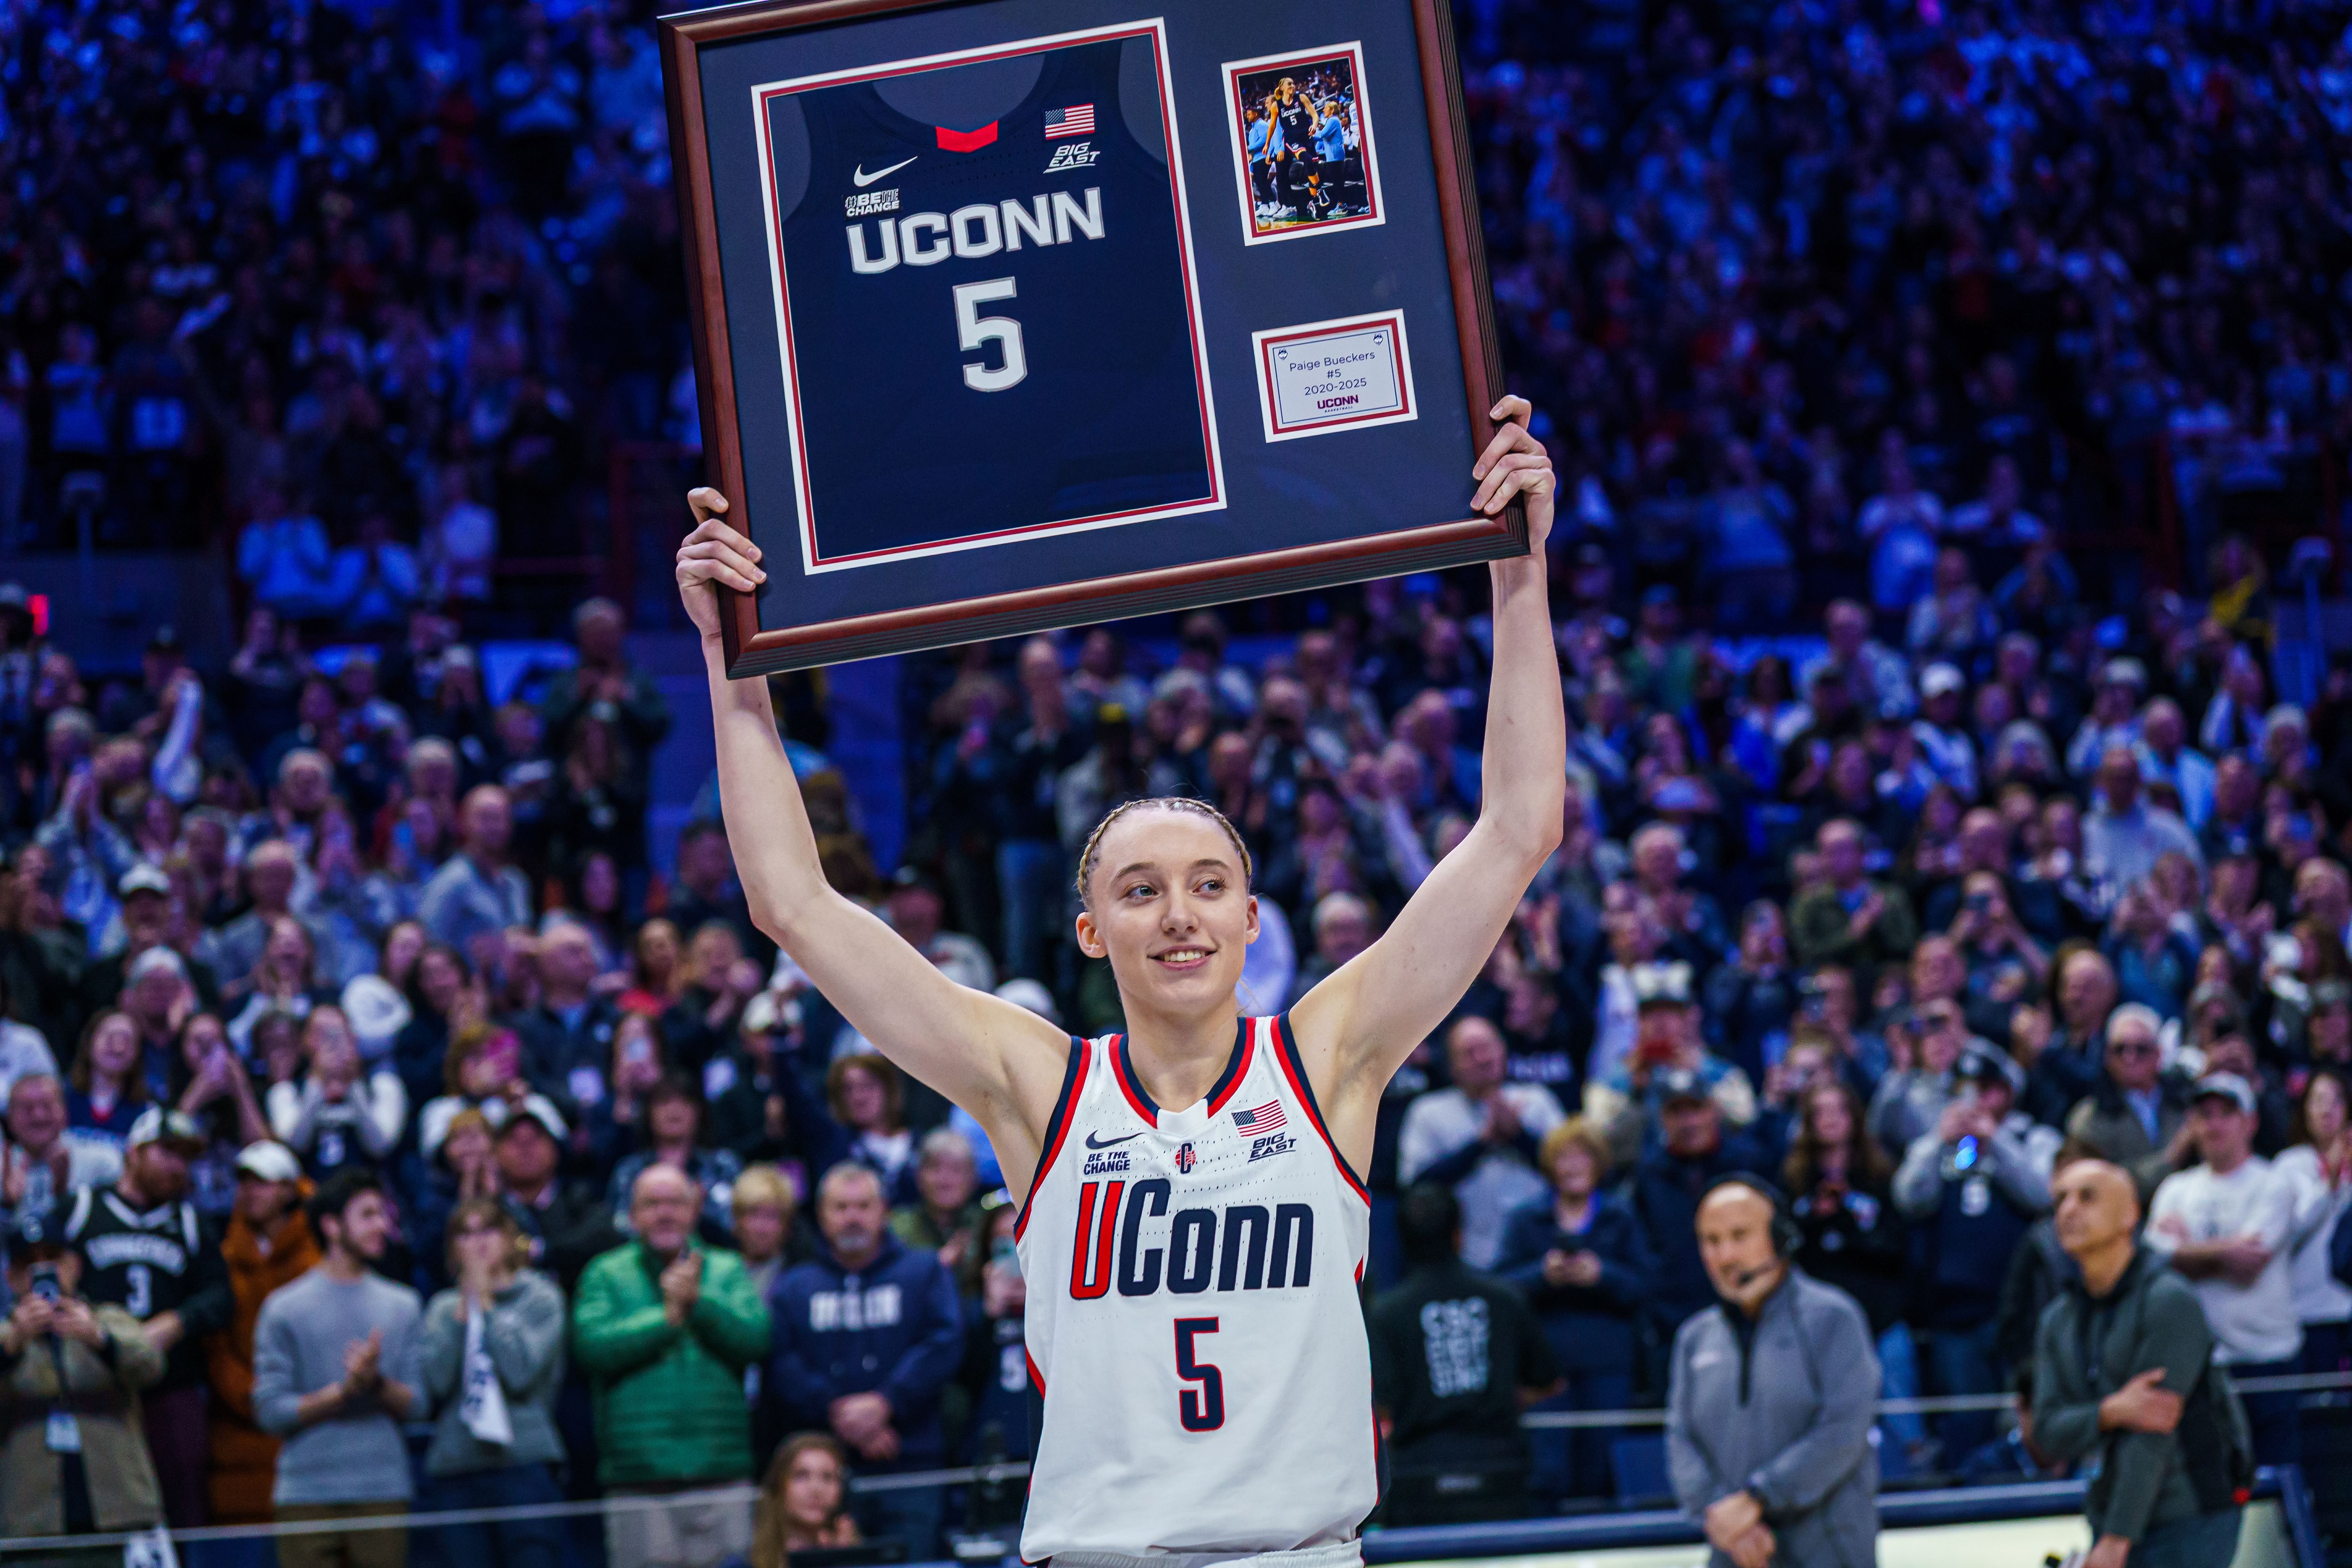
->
<box><xmin>0</xmin><ymin>1207</ymin><xmax>168</xmax><ymax>1543</ymax></box>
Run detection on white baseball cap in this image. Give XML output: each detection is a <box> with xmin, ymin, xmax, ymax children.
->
<box><xmin>340</xmin><ymin>974</ymin><xmax>413</xmax><ymax>1060</ymax></box>
<box><xmin>234</xmin><ymin>1141</ymin><xmax>303</xmax><ymax>1183</ymax></box>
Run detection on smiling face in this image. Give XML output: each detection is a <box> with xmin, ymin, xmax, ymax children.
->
<box><xmin>4</xmin><ymin>1074</ymin><xmax>62</xmax><ymax>1148</ymax></box>
<box><xmin>1075</xmin><ymin>807</ymin><xmax>1257</xmax><ymax>1021</ymax></box>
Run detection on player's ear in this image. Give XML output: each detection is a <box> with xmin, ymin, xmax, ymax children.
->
<box><xmin>1242</xmin><ymin>893</ymin><xmax>1261</xmax><ymax>947</ymax></box>
<box><xmin>1074</xmin><ymin>908</ymin><xmax>1106</xmax><ymax>960</ymax></box>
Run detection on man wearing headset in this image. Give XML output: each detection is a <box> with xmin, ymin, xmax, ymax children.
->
<box><xmin>1666</xmin><ymin>1176</ymin><xmax>1882</xmax><ymax>1568</ymax></box>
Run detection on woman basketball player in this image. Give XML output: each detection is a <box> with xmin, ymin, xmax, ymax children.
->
<box><xmin>672</xmin><ymin>397</ymin><xmax>1563</xmax><ymax>1567</ymax></box>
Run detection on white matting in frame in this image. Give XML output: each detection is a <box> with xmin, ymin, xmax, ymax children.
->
<box><xmin>1218</xmin><ymin>40</ymin><xmax>1386</xmax><ymax>246</ymax></box>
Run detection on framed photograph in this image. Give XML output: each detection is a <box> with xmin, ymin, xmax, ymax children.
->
<box><xmin>662</xmin><ymin>0</ymin><xmax>1515</xmax><ymax>675</ymax></box>
<box><xmin>1220</xmin><ymin>42</ymin><xmax>1386</xmax><ymax>245</ymax></box>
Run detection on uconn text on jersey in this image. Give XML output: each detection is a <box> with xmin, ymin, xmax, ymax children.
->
<box><xmin>845</xmin><ymin>189</ymin><xmax>1105</xmax><ymax>274</ymax></box>
<box><xmin>1065</xmin><ymin>1177</ymin><xmax>1317</xmax><ymax>1299</ymax></box>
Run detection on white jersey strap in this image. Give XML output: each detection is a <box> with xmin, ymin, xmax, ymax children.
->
<box><xmin>1013</xmin><ymin>1035</ymin><xmax>1093</xmax><ymax>1242</ymax></box>
<box><xmin>1267</xmin><ymin>1013</ymin><xmax>1368</xmax><ymax>1202</ymax></box>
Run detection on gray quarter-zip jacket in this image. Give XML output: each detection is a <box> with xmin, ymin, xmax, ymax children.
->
<box><xmin>1667</xmin><ymin>1268</ymin><xmax>1881</xmax><ymax>1568</ymax></box>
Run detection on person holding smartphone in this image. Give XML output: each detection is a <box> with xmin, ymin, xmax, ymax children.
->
<box><xmin>0</xmin><ymin>1206</ymin><xmax>168</xmax><ymax>1542</ymax></box>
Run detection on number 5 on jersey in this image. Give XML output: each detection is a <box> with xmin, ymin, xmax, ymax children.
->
<box><xmin>955</xmin><ymin>278</ymin><xmax>1026</xmax><ymax>393</ymax></box>
<box><xmin>1174</xmin><ymin>1317</ymin><xmax>1223</xmax><ymax>1432</ymax></box>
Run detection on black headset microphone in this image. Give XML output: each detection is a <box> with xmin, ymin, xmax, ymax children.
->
<box><xmin>1703</xmin><ymin>1172</ymin><xmax>1801</xmax><ymax>1292</ymax></box>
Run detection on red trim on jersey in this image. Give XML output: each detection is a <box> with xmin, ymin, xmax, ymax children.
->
<box><xmin>1203</xmin><ymin>1018</ymin><xmax>1256</xmax><ymax>1118</ymax></box>
<box><xmin>1026</xmin><ymin>1350</ymin><xmax>1045</xmax><ymax>1396</ymax></box>
<box><xmin>1270</xmin><ymin>1012</ymin><xmax>1371</xmax><ymax>1204</ymax></box>
<box><xmin>935</xmin><ymin>121</ymin><xmax>999</xmax><ymax>152</ymax></box>
<box><xmin>1109</xmin><ymin>1034</ymin><xmax>1157</xmax><ymax>1125</ymax></box>
<box><xmin>1014</xmin><ymin>1037</ymin><xmax>1091</xmax><ymax>1241</ymax></box>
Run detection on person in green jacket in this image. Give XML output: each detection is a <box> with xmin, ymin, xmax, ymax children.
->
<box><xmin>573</xmin><ymin>1164</ymin><xmax>773</xmax><ymax>1568</ymax></box>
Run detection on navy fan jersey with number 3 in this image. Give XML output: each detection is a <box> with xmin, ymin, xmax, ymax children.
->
<box><xmin>763</xmin><ymin>36</ymin><xmax>1219</xmax><ymax>570</ymax></box>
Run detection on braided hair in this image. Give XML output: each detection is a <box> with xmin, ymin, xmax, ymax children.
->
<box><xmin>1073</xmin><ymin>797</ymin><xmax>1255</xmax><ymax>907</ymax></box>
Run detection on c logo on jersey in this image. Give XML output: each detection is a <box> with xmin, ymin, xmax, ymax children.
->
<box><xmin>1174</xmin><ymin>1142</ymin><xmax>1197</xmax><ymax>1174</ymax></box>
<box><xmin>1066</xmin><ymin>1178</ymin><xmax>1315</xmax><ymax>1301</ymax></box>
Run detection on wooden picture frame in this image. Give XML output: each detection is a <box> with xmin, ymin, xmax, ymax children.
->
<box><xmin>661</xmin><ymin>0</ymin><xmax>1516</xmax><ymax>675</ymax></box>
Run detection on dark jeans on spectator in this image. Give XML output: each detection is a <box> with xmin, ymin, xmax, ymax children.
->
<box><xmin>2302</xmin><ymin>1319</ymin><xmax>2347</xmax><ymax>1376</ymax></box>
<box><xmin>2229</xmin><ymin>1356</ymin><xmax>2301</xmax><ymax>1470</ymax></box>
<box><xmin>419</xmin><ymin>1463</ymin><xmax>564</xmax><ymax>1568</ymax></box>
<box><xmin>144</xmin><ymin>1382</ymin><xmax>209</xmax><ymax>1528</ymax></box>
<box><xmin>2130</xmin><ymin>1508</ymin><xmax>2242</xmax><ymax>1568</ymax></box>
<box><xmin>1924</xmin><ymin>1320</ymin><xmax>2003</xmax><ymax>1461</ymax></box>
<box><xmin>855</xmin><ymin>1477</ymin><xmax>943</xmax><ymax>1562</ymax></box>
<box><xmin>1527</xmin><ymin>1370</ymin><xmax>1632</xmax><ymax>1506</ymax></box>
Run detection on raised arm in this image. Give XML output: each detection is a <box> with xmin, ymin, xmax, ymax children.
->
<box><xmin>1290</xmin><ymin>399</ymin><xmax>1565</xmax><ymax>1161</ymax></box>
<box><xmin>675</xmin><ymin>491</ymin><xmax>1072</xmax><ymax>1198</ymax></box>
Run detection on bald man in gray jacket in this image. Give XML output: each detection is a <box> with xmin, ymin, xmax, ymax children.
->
<box><xmin>1668</xmin><ymin>1178</ymin><xmax>1880</xmax><ymax>1568</ymax></box>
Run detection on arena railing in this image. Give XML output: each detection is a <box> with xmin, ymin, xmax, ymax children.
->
<box><xmin>1</xmin><ymin>1375</ymin><xmax>2340</xmax><ymax>1562</ymax></box>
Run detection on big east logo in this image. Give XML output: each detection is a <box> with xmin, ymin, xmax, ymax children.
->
<box><xmin>1066</xmin><ymin>1179</ymin><xmax>1315</xmax><ymax>1300</ymax></box>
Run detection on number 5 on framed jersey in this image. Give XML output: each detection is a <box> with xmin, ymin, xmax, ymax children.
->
<box><xmin>663</xmin><ymin>0</ymin><xmax>1515</xmax><ymax>674</ymax></box>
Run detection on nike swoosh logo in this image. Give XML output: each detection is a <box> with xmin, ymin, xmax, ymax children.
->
<box><xmin>1084</xmin><ymin>1131</ymin><xmax>1143</xmax><ymax>1149</ymax></box>
<box><xmin>854</xmin><ymin>157</ymin><xmax>917</xmax><ymax>187</ymax></box>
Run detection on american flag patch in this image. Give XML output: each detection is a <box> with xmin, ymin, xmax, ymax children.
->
<box><xmin>1233</xmin><ymin>1101</ymin><xmax>1288</xmax><ymax>1134</ymax></box>
<box><xmin>1045</xmin><ymin>104</ymin><xmax>1095</xmax><ymax>139</ymax></box>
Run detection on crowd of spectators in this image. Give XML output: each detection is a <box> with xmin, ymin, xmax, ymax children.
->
<box><xmin>1</xmin><ymin>0</ymin><xmax>2352</xmax><ymax>1561</ymax></box>
<box><xmin>0</xmin><ymin>0</ymin><xmax>687</xmax><ymax>602</ymax></box>
<box><xmin>1465</xmin><ymin>0</ymin><xmax>2352</xmax><ymax>618</ymax></box>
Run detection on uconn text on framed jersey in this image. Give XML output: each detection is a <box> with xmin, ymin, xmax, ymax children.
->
<box><xmin>663</xmin><ymin>0</ymin><xmax>1517</xmax><ymax>675</ymax></box>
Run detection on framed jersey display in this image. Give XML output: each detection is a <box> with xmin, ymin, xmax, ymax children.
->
<box><xmin>662</xmin><ymin>0</ymin><xmax>1513</xmax><ymax>675</ymax></box>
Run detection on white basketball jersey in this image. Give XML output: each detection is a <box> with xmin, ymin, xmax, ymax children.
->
<box><xmin>1015</xmin><ymin>1013</ymin><xmax>1379</xmax><ymax>1560</ymax></box>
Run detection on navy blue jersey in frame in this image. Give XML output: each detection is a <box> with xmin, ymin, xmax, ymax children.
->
<box><xmin>757</xmin><ymin>28</ymin><xmax>1222</xmax><ymax>572</ymax></box>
